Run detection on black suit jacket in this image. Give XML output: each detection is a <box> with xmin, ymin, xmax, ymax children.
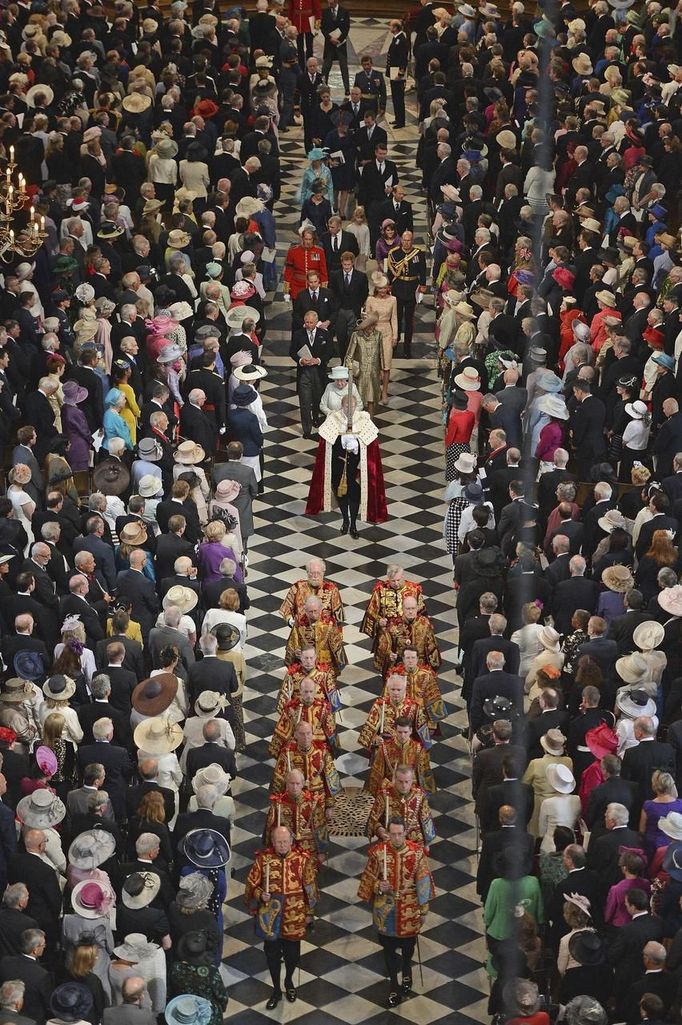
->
<box><xmin>154</xmin><ymin>498</ymin><xmax>201</xmax><ymax>547</ymax></box>
<box><xmin>77</xmin><ymin>699</ymin><xmax>132</xmax><ymax>748</ymax></box>
<box><xmin>329</xmin><ymin>268</ymin><xmax>368</xmax><ymax>317</ymax></box>
<box><xmin>115</xmin><ymin>569</ymin><xmax>160</xmax><ymax>635</ymax></box>
<box><xmin>154</xmin><ymin>533</ymin><xmax>196</xmax><ymax>584</ymax></box>
<box><xmin>584</xmin><ymin>775</ymin><xmax>640</xmax><ymax>832</ymax></box>
<box><xmin>95</xmin><ymin>633</ymin><xmax>144</xmax><ymax>681</ymax></box>
<box><xmin>469</xmin><ymin>669</ymin><xmax>524</xmax><ymax>734</ymax></box>
<box><xmin>98</xmin><ymin>666</ymin><xmax>138</xmax><ymax>714</ymax></box>
<box><xmin>23</xmin><ymin>390</ymin><xmax>58</xmax><ymax>460</ymax></box>
<box><xmin>358</xmin><ymin>157</ymin><xmax>399</xmax><ymax>208</ymax></box>
<box><xmin>526</xmin><ymin>709</ymin><xmax>570</xmax><ymax>760</ymax></box>
<box><xmin>471</xmin><ymin>743</ymin><xmax>526</xmax><ymax>813</ymax></box>
<box><xmin>470</xmin><ymin>637</ymin><xmax>520</xmax><ymax>683</ymax></box>
<box><xmin>289</xmin><ymin>327</ymin><xmax>332</xmax><ymax>384</ymax></box>
<box><xmin>621</xmin><ymin>740</ymin><xmax>676</xmax><ymax>807</ymax></box>
<box><xmin>292</xmin><ymin>287</ymin><xmax>337</xmax><ymax>333</ymax></box>
<box><xmin>0</xmin><ymin>908</ymin><xmax>39</xmax><ymax>959</ymax></box>
<box><xmin>481</xmin><ymin>778</ymin><xmax>534</xmax><ymax>834</ymax></box>
<box><xmin>320</xmin><ymin>231</ymin><xmax>360</xmax><ymax>275</ymax></box>
<box><xmin>6</xmin><ymin>851</ymin><xmax>62</xmax><ymax>933</ymax></box>
<box><xmin>609</xmin><ymin>912</ymin><xmax>664</xmax><ymax>991</ymax></box>
<box><xmin>375</xmin><ymin>198</ymin><xmax>413</xmax><ymax>235</ymax></box>
<box><xmin>66</xmin><ymin>364</ymin><xmax>104</xmax><ymax>432</ymax></box>
<box><xmin>606</xmin><ymin>610</ymin><xmax>654</xmax><ymax>655</ymax></box>
<box><xmin>201</xmin><ymin>576</ymin><xmax>249</xmax><ymax>612</ymax></box>
<box><xmin>477</xmin><ymin>825</ymin><xmax>534</xmax><ymax>898</ymax></box>
<box><xmin>187</xmin><ymin>656</ymin><xmax>238</xmax><ymax>704</ymax></box>
<box><xmin>0</xmin><ymin>954</ymin><xmax>53</xmax><ymax>1024</ymax></box>
<box><xmin>586</xmin><ymin>825</ymin><xmax>645</xmax><ymax>893</ymax></box>
<box><xmin>173</xmin><ymin>808</ymin><xmax>232</xmax><ymax>853</ymax></box>
<box><xmin>321</xmin><ymin>4</ymin><xmax>350</xmax><ymax>53</ymax></box>
<box><xmin>58</xmin><ymin>593</ymin><xmax>104</xmax><ymax>644</ymax></box>
<box><xmin>179</xmin><ymin>402</ymin><xmax>217</xmax><ymax>457</ymax></box>
<box><xmin>76</xmin><ymin>742</ymin><xmax>133</xmax><ymax>819</ymax></box>
<box><xmin>551</xmin><ymin>576</ymin><xmax>600</xmax><ymax>634</ymax></box>
<box><xmin>354</xmin><ymin>124</ymin><xmax>388</xmax><ymax>164</ymax></box>
<box><xmin>186</xmin><ymin>742</ymin><xmax>237</xmax><ymax>781</ymax></box>
<box><xmin>20</xmin><ymin>560</ymin><xmax>58</xmax><ymax>612</ymax></box>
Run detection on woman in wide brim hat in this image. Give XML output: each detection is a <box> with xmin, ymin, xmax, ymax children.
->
<box><xmin>71</xmin><ymin>878</ymin><xmax>116</xmax><ymax>919</ymax></box>
<box><xmin>132</xmin><ymin>676</ymin><xmax>178</xmax><ymax>718</ymax></box>
<box><xmin>182</xmin><ymin>828</ymin><xmax>230</xmax><ymax>869</ymax></box>
<box><xmin>174</xmin><ymin>441</ymin><xmax>206</xmax><ymax>465</ymax></box>
<box><xmin>133</xmin><ymin>715</ymin><xmax>184</xmax><ymax>753</ymax></box>
<box><xmin>49</xmin><ymin>982</ymin><xmax>94</xmax><ymax>1024</ymax></box>
<box><xmin>162</xmin><ymin>585</ymin><xmax>199</xmax><ymax>615</ymax></box>
<box><xmin>602</xmin><ymin>565</ymin><xmax>634</xmax><ymax>593</ymax></box>
<box><xmin>68</xmin><ymin>829</ymin><xmax>117</xmax><ymax>870</ymax></box>
<box><xmin>122</xmin><ymin>870</ymin><xmax>162</xmax><ymax>909</ymax></box>
<box><xmin>16</xmin><ymin>788</ymin><xmax>66</xmax><ymax>829</ymax></box>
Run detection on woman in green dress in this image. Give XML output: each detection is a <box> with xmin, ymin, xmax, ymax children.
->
<box><xmin>168</xmin><ymin>931</ymin><xmax>228</xmax><ymax>1025</ymax></box>
<box><xmin>344</xmin><ymin>311</ymin><xmax>385</xmax><ymax>415</ymax></box>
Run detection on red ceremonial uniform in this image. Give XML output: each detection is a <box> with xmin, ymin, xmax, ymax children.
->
<box><xmin>287</xmin><ymin>0</ymin><xmax>321</xmax><ymax>33</ymax></box>
<box><xmin>283</xmin><ymin>243</ymin><xmax>328</xmax><ymax>299</ymax></box>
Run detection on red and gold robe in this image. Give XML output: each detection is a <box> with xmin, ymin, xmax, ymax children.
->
<box><xmin>269</xmin><ymin>695</ymin><xmax>338</xmax><ymax>759</ymax></box>
<box><xmin>244</xmin><ymin>846</ymin><xmax>317</xmax><ymax>940</ymax></box>
<box><xmin>285</xmin><ymin>612</ymin><xmax>346</xmax><ymax>676</ymax></box>
<box><xmin>358</xmin><ymin>696</ymin><xmax>430</xmax><ymax>751</ymax></box>
<box><xmin>277</xmin><ymin>662</ymin><xmax>340</xmax><ymax>717</ymax></box>
<box><xmin>264</xmin><ymin>790</ymin><xmax>328</xmax><ymax>864</ymax></box>
<box><xmin>388</xmin><ymin>663</ymin><xmax>447</xmax><ymax>729</ymax></box>
<box><xmin>357</xmin><ymin>840</ymin><xmax>434</xmax><ymax>937</ymax></box>
<box><xmin>271</xmin><ymin>741</ymin><xmax>341</xmax><ymax>809</ymax></box>
<box><xmin>279</xmin><ymin>579</ymin><xmax>344</xmax><ymax>624</ymax></box>
<box><xmin>361</xmin><ymin>579</ymin><xmax>425</xmax><ymax>638</ymax></box>
<box><xmin>366</xmin><ymin>782</ymin><xmax>436</xmax><ymax>848</ymax></box>
<box><xmin>366</xmin><ymin>736</ymin><xmax>435</xmax><ymax>795</ymax></box>
<box><xmin>374</xmin><ymin>614</ymin><xmax>441</xmax><ymax>674</ymax></box>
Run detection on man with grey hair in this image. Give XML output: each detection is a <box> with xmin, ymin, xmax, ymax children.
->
<box><xmin>469</xmin><ymin>649</ymin><xmax>524</xmax><ymax>734</ymax></box>
<box><xmin>66</xmin><ymin>761</ymin><xmax>112</xmax><ymax>821</ymax></box>
<box><xmin>0</xmin><ymin>929</ymin><xmax>51</xmax><ymax>1023</ymax></box>
<box><xmin>185</xmin><ymin>719</ymin><xmax>237</xmax><ymax>781</ymax></box>
<box><xmin>279</xmin><ymin>558</ymin><xmax>342</xmax><ymax>625</ymax></box>
<box><xmin>550</xmin><ymin>554</ymin><xmax>599</xmax><ymax>634</ymax></box>
<box><xmin>585</xmin><ymin>801</ymin><xmax>644</xmax><ymax>889</ymax></box>
<box><xmin>102</xmin><ymin>975</ymin><xmax>156</xmax><ymax>1025</ymax></box>
<box><xmin>76</xmin><ymin>717</ymin><xmax>133</xmax><ymax>821</ymax></box>
<box><xmin>117</xmin><ymin>834</ymin><xmax>174</xmax><ymax>911</ymax></box>
<box><xmin>0</xmin><ymin>885</ymin><xmax>37</xmax><ymax>960</ymax></box>
<box><xmin>0</xmin><ymin>978</ymin><xmax>32</xmax><ymax>1025</ymax></box>
<box><xmin>621</xmin><ymin>717</ymin><xmax>675</xmax><ymax>806</ymax></box>
<box><xmin>21</xmin><ymin>543</ymin><xmax>59</xmax><ymax>616</ymax></box>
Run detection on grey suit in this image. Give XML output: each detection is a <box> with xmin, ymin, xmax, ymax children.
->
<box><xmin>148</xmin><ymin>625</ymin><xmax>195</xmax><ymax>669</ymax></box>
<box><xmin>212</xmin><ymin>460</ymin><xmax>258</xmax><ymax>539</ymax></box>
<box><xmin>66</xmin><ymin>786</ymin><xmax>113</xmax><ymax>820</ymax></box>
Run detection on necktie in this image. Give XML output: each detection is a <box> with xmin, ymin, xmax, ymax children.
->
<box><xmin>333</xmin><ymin>236</ymin><xmax>338</xmax><ymax>252</ymax></box>
<box><xmin>345</xmin><ymin>273</ymin><xmax>351</xmax><ymax>286</ymax></box>
<box><xmin>309</xmin><ymin>331</ymin><xmax>314</xmax><ymax>345</ymax></box>
<box><xmin>379</xmin><ymin>162</ymin><xmax>384</xmax><ymax>173</ymax></box>
<box><xmin>312</xmin><ymin>291</ymin><xmax>318</xmax><ymax>300</ymax></box>
<box><xmin>353</xmin><ymin>104</ymin><xmax>358</xmax><ymax>114</ymax></box>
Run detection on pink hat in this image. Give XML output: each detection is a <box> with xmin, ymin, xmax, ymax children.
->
<box><xmin>230</xmin><ymin>281</ymin><xmax>256</xmax><ymax>300</ymax></box>
<box><xmin>35</xmin><ymin>745</ymin><xmax>58</xmax><ymax>777</ymax></box>
<box><xmin>215</xmin><ymin>479</ymin><xmax>240</xmax><ymax>502</ymax></box>
<box><xmin>230</xmin><ymin>351</ymin><xmax>252</xmax><ymax>368</ymax></box>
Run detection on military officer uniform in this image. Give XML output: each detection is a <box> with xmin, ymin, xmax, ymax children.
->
<box><xmin>387</xmin><ymin>243</ymin><xmax>426</xmax><ymax>357</ymax></box>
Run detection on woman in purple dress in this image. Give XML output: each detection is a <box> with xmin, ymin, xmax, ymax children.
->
<box><xmin>197</xmin><ymin>520</ymin><xmax>243</xmax><ymax>585</ymax></box>
<box><xmin>62</xmin><ymin>379</ymin><xmax>93</xmax><ymax>472</ymax></box>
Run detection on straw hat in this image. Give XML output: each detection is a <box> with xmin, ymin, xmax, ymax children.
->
<box><xmin>234</xmin><ymin>364</ymin><xmax>267</xmax><ymax>383</ymax></box>
<box><xmin>454</xmin><ymin>367</ymin><xmax>481</xmax><ymax>391</ymax></box>
<box><xmin>572</xmin><ymin>53</ymin><xmax>593</xmax><ymax>75</ymax></box>
<box><xmin>546</xmin><ymin>762</ymin><xmax>576</xmax><ymax>794</ymax></box>
<box><xmin>155</xmin><ymin>137</ymin><xmax>178</xmax><ymax>159</ymax></box>
<box><xmin>539</xmin><ymin>626</ymin><xmax>561</xmax><ymax>650</ymax></box>
<box><xmin>16</xmin><ymin>789</ymin><xmax>65</xmax><ymax>828</ymax></box>
<box><xmin>167</xmin><ymin>229</ymin><xmax>191</xmax><ymax>249</ymax></box>
<box><xmin>132</xmin><ymin>676</ymin><xmax>178</xmax><ymax>717</ymax></box>
<box><xmin>495</xmin><ymin>129</ymin><xmax>517</xmax><ymax>149</ymax></box>
<box><xmin>119</xmin><ymin>522</ymin><xmax>148</xmax><ymax>547</ymax></box>
<box><xmin>174</xmin><ymin>441</ymin><xmax>205</xmax><ymax>465</ymax></box>
<box><xmin>138</xmin><ymin>474</ymin><xmax>162</xmax><ymax>498</ymax></box>
<box><xmin>43</xmin><ymin>674</ymin><xmax>76</xmax><ymax>701</ymax></box>
<box><xmin>0</xmin><ymin>678</ymin><xmax>35</xmax><ymax>703</ymax></box>
<box><xmin>454</xmin><ymin>301</ymin><xmax>476</xmax><ymax>319</ymax></box>
<box><xmin>540</xmin><ymin>729</ymin><xmax>566</xmax><ymax>756</ymax></box>
<box><xmin>162</xmin><ymin>585</ymin><xmax>198</xmax><ymax>614</ymax></box>
<box><xmin>595</xmin><ymin>290</ymin><xmax>617</xmax><ymax>308</ymax></box>
<box><xmin>633</xmin><ymin>620</ymin><xmax>665</xmax><ymax>652</ymax></box>
<box><xmin>602</xmin><ymin>565</ymin><xmax>634</xmax><ymax>592</ymax></box>
<box><xmin>26</xmin><ymin>84</ymin><xmax>54</xmax><ymax>107</ymax></box>
<box><xmin>624</xmin><ymin>400</ymin><xmax>648</xmax><ymax>419</ymax></box>
<box><xmin>598</xmin><ymin>509</ymin><xmax>627</xmax><ymax>534</ymax></box>
<box><xmin>194</xmin><ymin>691</ymin><xmax>227</xmax><ymax>718</ymax></box>
<box><xmin>133</xmin><ymin>715</ymin><xmax>184</xmax><ymax>753</ymax></box>
<box><xmin>71</xmin><ymin>879</ymin><xmax>115</xmax><ymax>919</ymax></box>
<box><xmin>659</xmin><ymin>812</ymin><xmax>682</xmax><ymax>842</ymax></box>
<box><xmin>225</xmin><ymin>305</ymin><xmax>260</xmax><ymax>329</ymax></box>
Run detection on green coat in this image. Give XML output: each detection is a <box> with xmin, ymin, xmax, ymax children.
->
<box><xmin>483</xmin><ymin>875</ymin><xmax>544</xmax><ymax>941</ymax></box>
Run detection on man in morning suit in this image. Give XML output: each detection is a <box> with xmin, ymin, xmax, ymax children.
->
<box><xmin>320</xmin><ymin>0</ymin><xmax>350</xmax><ymax>94</ymax></box>
<box><xmin>290</xmin><ymin>310</ymin><xmax>332</xmax><ymax>438</ymax></box>
<box><xmin>329</xmin><ymin>253</ymin><xmax>369</xmax><ymax>360</ymax></box>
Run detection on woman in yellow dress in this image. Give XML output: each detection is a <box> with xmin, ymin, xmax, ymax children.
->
<box><xmin>111</xmin><ymin>359</ymin><xmax>141</xmax><ymax>445</ymax></box>
<box><xmin>365</xmin><ymin>273</ymin><xmax>398</xmax><ymax>403</ymax></box>
<box><xmin>344</xmin><ymin>311</ymin><xmax>385</xmax><ymax>415</ymax></box>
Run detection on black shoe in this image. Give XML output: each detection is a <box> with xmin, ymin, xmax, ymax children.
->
<box><xmin>303</xmin><ymin>431</ymin><xmax>312</xmax><ymax>439</ymax></box>
<box><xmin>285</xmin><ymin>988</ymin><xmax>297</xmax><ymax>1003</ymax></box>
<box><xmin>340</xmin><ymin>522</ymin><xmax>349</xmax><ymax>535</ymax></box>
<box><xmin>349</xmin><ymin>526</ymin><xmax>359</xmax><ymax>539</ymax></box>
<box><xmin>392</xmin><ymin>122</ymin><xmax>405</xmax><ymax>128</ymax></box>
<box><xmin>266</xmin><ymin>992</ymin><xmax>282</xmax><ymax>1010</ymax></box>
<box><xmin>388</xmin><ymin>992</ymin><xmax>402</xmax><ymax>1007</ymax></box>
<box><xmin>401</xmin><ymin>975</ymin><xmax>413</xmax><ymax>996</ymax></box>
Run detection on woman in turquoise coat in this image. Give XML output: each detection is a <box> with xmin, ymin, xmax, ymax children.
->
<box><xmin>103</xmin><ymin>388</ymin><xmax>133</xmax><ymax>453</ymax></box>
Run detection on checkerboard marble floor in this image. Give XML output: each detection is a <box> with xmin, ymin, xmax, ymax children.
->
<box><xmin>221</xmin><ymin>32</ymin><xmax>488</xmax><ymax>1023</ymax></box>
